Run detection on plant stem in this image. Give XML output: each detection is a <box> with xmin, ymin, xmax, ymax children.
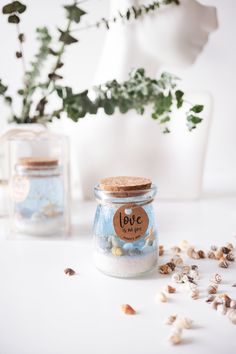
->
<box><xmin>16</xmin><ymin>23</ymin><xmax>27</xmax><ymax>76</ymax></box>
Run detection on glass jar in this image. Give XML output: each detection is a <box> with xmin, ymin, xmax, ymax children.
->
<box><xmin>93</xmin><ymin>177</ymin><xmax>158</xmax><ymax>278</ymax></box>
<box><xmin>7</xmin><ymin>131</ymin><xmax>70</xmax><ymax>236</ymax></box>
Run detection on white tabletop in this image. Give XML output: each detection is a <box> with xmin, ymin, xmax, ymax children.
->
<box><xmin>0</xmin><ymin>196</ymin><xmax>236</xmax><ymax>354</ymax></box>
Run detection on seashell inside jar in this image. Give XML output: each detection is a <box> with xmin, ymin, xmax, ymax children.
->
<box><xmin>93</xmin><ymin>176</ymin><xmax>158</xmax><ymax>278</ymax></box>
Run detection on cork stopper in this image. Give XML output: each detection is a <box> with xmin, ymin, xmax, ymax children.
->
<box><xmin>99</xmin><ymin>176</ymin><xmax>152</xmax><ymax>193</ymax></box>
<box><xmin>18</xmin><ymin>157</ymin><xmax>58</xmax><ymax>167</ymax></box>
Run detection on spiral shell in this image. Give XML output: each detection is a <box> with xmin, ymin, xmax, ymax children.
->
<box><xmin>210</xmin><ymin>273</ymin><xmax>222</xmax><ymax>284</ymax></box>
<box><xmin>164</xmin><ymin>314</ymin><xmax>177</xmax><ymax>325</ymax></box>
<box><xmin>190</xmin><ymin>288</ymin><xmax>199</xmax><ymax>300</ymax></box>
<box><xmin>226</xmin><ymin>253</ymin><xmax>235</xmax><ymax>262</ymax></box>
<box><xmin>207</xmin><ymin>284</ymin><xmax>218</xmax><ymax>295</ymax></box>
<box><xmin>187</xmin><ymin>247</ymin><xmax>200</xmax><ymax>260</ymax></box>
<box><xmin>159</xmin><ymin>264</ymin><xmax>172</xmax><ymax>275</ymax></box>
<box><xmin>208</xmin><ymin>250</ymin><xmax>216</xmax><ymax>259</ymax></box>
<box><xmin>172</xmin><ymin>272</ymin><xmax>183</xmax><ymax>283</ymax></box>
<box><xmin>198</xmin><ymin>250</ymin><xmax>206</xmax><ymax>258</ymax></box>
<box><xmin>219</xmin><ymin>258</ymin><xmax>229</xmax><ymax>268</ymax></box>
<box><xmin>174</xmin><ymin>317</ymin><xmax>193</xmax><ymax>329</ymax></box>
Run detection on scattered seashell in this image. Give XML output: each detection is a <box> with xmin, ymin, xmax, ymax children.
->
<box><xmin>168</xmin><ymin>329</ymin><xmax>182</xmax><ymax>345</ymax></box>
<box><xmin>189</xmin><ymin>269</ymin><xmax>199</xmax><ymax>281</ymax></box>
<box><xmin>211</xmin><ymin>298</ymin><xmax>223</xmax><ymax>310</ymax></box>
<box><xmin>190</xmin><ymin>288</ymin><xmax>199</xmax><ymax>300</ymax></box>
<box><xmin>206</xmin><ymin>295</ymin><xmax>216</xmax><ymax>303</ymax></box>
<box><xmin>211</xmin><ymin>245</ymin><xmax>218</xmax><ymax>251</ymax></box>
<box><xmin>208</xmin><ymin>250</ymin><xmax>216</xmax><ymax>259</ymax></box>
<box><xmin>166</xmin><ymin>262</ymin><xmax>176</xmax><ymax>271</ymax></box>
<box><xmin>218</xmin><ymin>258</ymin><xmax>229</xmax><ymax>268</ymax></box>
<box><xmin>187</xmin><ymin>247</ymin><xmax>200</xmax><ymax>260</ymax></box>
<box><xmin>112</xmin><ymin>247</ymin><xmax>123</xmax><ymax>256</ymax></box>
<box><xmin>172</xmin><ymin>272</ymin><xmax>183</xmax><ymax>283</ymax></box>
<box><xmin>215</xmin><ymin>249</ymin><xmax>224</xmax><ymax>260</ymax></box>
<box><xmin>182</xmin><ymin>265</ymin><xmax>190</xmax><ymax>274</ymax></box>
<box><xmin>210</xmin><ymin>273</ymin><xmax>222</xmax><ymax>284</ymax></box>
<box><xmin>230</xmin><ymin>300</ymin><xmax>236</xmax><ymax>309</ymax></box>
<box><xmin>171</xmin><ymin>255</ymin><xmax>183</xmax><ymax>267</ymax></box>
<box><xmin>166</xmin><ymin>285</ymin><xmax>176</xmax><ymax>294</ymax></box>
<box><xmin>226</xmin><ymin>253</ymin><xmax>235</xmax><ymax>262</ymax></box>
<box><xmin>219</xmin><ymin>294</ymin><xmax>231</xmax><ymax>307</ymax></box>
<box><xmin>226</xmin><ymin>243</ymin><xmax>234</xmax><ymax>251</ymax></box>
<box><xmin>221</xmin><ymin>247</ymin><xmax>231</xmax><ymax>255</ymax></box>
<box><xmin>207</xmin><ymin>284</ymin><xmax>218</xmax><ymax>295</ymax></box>
<box><xmin>159</xmin><ymin>264</ymin><xmax>172</xmax><ymax>275</ymax></box>
<box><xmin>227</xmin><ymin>309</ymin><xmax>236</xmax><ymax>325</ymax></box>
<box><xmin>179</xmin><ymin>240</ymin><xmax>189</xmax><ymax>251</ymax></box>
<box><xmin>165</xmin><ymin>314</ymin><xmax>177</xmax><ymax>325</ymax></box>
<box><xmin>174</xmin><ymin>317</ymin><xmax>193</xmax><ymax>329</ymax></box>
<box><xmin>121</xmin><ymin>304</ymin><xmax>136</xmax><ymax>315</ymax></box>
<box><xmin>157</xmin><ymin>292</ymin><xmax>167</xmax><ymax>303</ymax></box>
<box><xmin>171</xmin><ymin>246</ymin><xmax>181</xmax><ymax>254</ymax></box>
<box><xmin>64</xmin><ymin>268</ymin><xmax>76</xmax><ymax>276</ymax></box>
<box><xmin>191</xmin><ymin>264</ymin><xmax>199</xmax><ymax>271</ymax></box>
<box><xmin>198</xmin><ymin>250</ymin><xmax>206</xmax><ymax>258</ymax></box>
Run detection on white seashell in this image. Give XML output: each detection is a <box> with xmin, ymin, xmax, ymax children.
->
<box><xmin>172</xmin><ymin>272</ymin><xmax>183</xmax><ymax>283</ymax></box>
<box><xmin>189</xmin><ymin>269</ymin><xmax>199</xmax><ymax>281</ymax></box>
<box><xmin>174</xmin><ymin>317</ymin><xmax>193</xmax><ymax>330</ymax></box>
<box><xmin>179</xmin><ymin>240</ymin><xmax>189</xmax><ymax>251</ymax></box>
<box><xmin>171</xmin><ymin>246</ymin><xmax>181</xmax><ymax>254</ymax></box>
<box><xmin>190</xmin><ymin>289</ymin><xmax>199</xmax><ymax>300</ymax></box>
<box><xmin>171</xmin><ymin>255</ymin><xmax>183</xmax><ymax>267</ymax></box>
<box><xmin>227</xmin><ymin>309</ymin><xmax>236</xmax><ymax>324</ymax></box>
<box><xmin>210</xmin><ymin>273</ymin><xmax>222</xmax><ymax>284</ymax></box>
<box><xmin>206</xmin><ymin>295</ymin><xmax>216</xmax><ymax>303</ymax></box>
<box><xmin>156</xmin><ymin>292</ymin><xmax>167</xmax><ymax>303</ymax></box>
<box><xmin>230</xmin><ymin>300</ymin><xmax>236</xmax><ymax>309</ymax></box>
<box><xmin>182</xmin><ymin>265</ymin><xmax>190</xmax><ymax>274</ymax></box>
<box><xmin>168</xmin><ymin>329</ymin><xmax>182</xmax><ymax>345</ymax></box>
<box><xmin>164</xmin><ymin>314</ymin><xmax>177</xmax><ymax>325</ymax></box>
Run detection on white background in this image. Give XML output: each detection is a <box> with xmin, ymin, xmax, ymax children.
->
<box><xmin>0</xmin><ymin>0</ymin><xmax>235</xmax><ymax>194</ymax></box>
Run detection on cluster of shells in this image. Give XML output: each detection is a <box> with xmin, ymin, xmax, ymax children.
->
<box><xmin>207</xmin><ymin>243</ymin><xmax>235</xmax><ymax>268</ymax></box>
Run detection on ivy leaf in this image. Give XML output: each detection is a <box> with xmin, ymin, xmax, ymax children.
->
<box><xmin>64</xmin><ymin>4</ymin><xmax>86</xmax><ymax>23</ymax></box>
<box><xmin>18</xmin><ymin>33</ymin><xmax>25</xmax><ymax>42</ymax></box>
<box><xmin>8</xmin><ymin>14</ymin><xmax>20</xmax><ymax>23</ymax></box>
<box><xmin>16</xmin><ymin>51</ymin><xmax>22</xmax><ymax>58</ymax></box>
<box><xmin>4</xmin><ymin>96</ymin><xmax>12</xmax><ymax>104</ymax></box>
<box><xmin>175</xmin><ymin>90</ymin><xmax>184</xmax><ymax>108</ymax></box>
<box><xmin>190</xmin><ymin>104</ymin><xmax>204</xmax><ymax>113</ymax></box>
<box><xmin>187</xmin><ymin>114</ymin><xmax>203</xmax><ymax>124</ymax></box>
<box><xmin>0</xmin><ymin>80</ymin><xmax>8</xmax><ymax>95</ymax></box>
<box><xmin>2</xmin><ymin>1</ymin><xmax>26</xmax><ymax>14</ymax></box>
<box><xmin>154</xmin><ymin>92</ymin><xmax>172</xmax><ymax>115</ymax></box>
<box><xmin>48</xmin><ymin>73</ymin><xmax>63</xmax><ymax>81</ymax></box>
<box><xmin>160</xmin><ymin>116</ymin><xmax>170</xmax><ymax>124</ymax></box>
<box><xmin>36</xmin><ymin>97</ymin><xmax>47</xmax><ymax>115</ymax></box>
<box><xmin>163</xmin><ymin>127</ymin><xmax>170</xmax><ymax>134</ymax></box>
<box><xmin>59</xmin><ymin>29</ymin><xmax>78</xmax><ymax>45</ymax></box>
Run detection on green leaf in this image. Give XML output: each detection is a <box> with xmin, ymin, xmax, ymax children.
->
<box><xmin>175</xmin><ymin>90</ymin><xmax>184</xmax><ymax>108</ymax></box>
<box><xmin>4</xmin><ymin>96</ymin><xmax>12</xmax><ymax>104</ymax></box>
<box><xmin>154</xmin><ymin>92</ymin><xmax>172</xmax><ymax>115</ymax></box>
<box><xmin>163</xmin><ymin>127</ymin><xmax>170</xmax><ymax>134</ymax></box>
<box><xmin>16</xmin><ymin>51</ymin><xmax>22</xmax><ymax>58</ymax></box>
<box><xmin>64</xmin><ymin>4</ymin><xmax>86</xmax><ymax>23</ymax></box>
<box><xmin>190</xmin><ymin>104</ymin><xmax>204</xmax><ymax>113</ymax></box>
<box><xmin>48</xmin><ymin>73</ymin><xmax>63</xmax><ymax>81</ymax></box>
<box><xmin>2</xmin><ymin>1</ymin><xmax>26</xmax><ymax>14</ymax></box>
<box><xmin>59</xmin><ymin>29</ymin><xmax>78</xmax><ymax>45</ymax></box>
<box><xmin>187</xmin><ymin>114</ymin><xmax>203</xmax><ymax>124</ymax></box>
<box><xmin>0</xmin><ymin>80</ymin><xmax>7</xmax><ymax>95</ymax></box>
<box><xmin>8</xmin><ymin>14</ymin><xmax>20</xmax><ymax>23</ymax></box>
<box><xmin>160</xmin><ymin>116</ymin><xmax>170</xmax><ymax>124</ymax></box>
<box><xmin>18</xmin><ymin>33</ymin><xmax>25</xmax><ymax>42</ymax></box>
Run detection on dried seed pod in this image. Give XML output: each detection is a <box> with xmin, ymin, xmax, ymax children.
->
<box><xmin>172</xmin><ymin>272</ymin><xmax>183</xmax><ymax>283</ymax></box>
<box><xmin>171</xmin><ymin>246</ymin><xmax>181</xmax><ymax>254</ymax></box>
<box><xmin>190</xmin><ymin>288</ymin><xmax>199</xmax><ymax>300</ymax></box>
<box><xmin>174</xmin><ymin>317</ymin><xmax>193</xmax><ymax>329</ymax></box>
<box><xmin>198</xmin><ymin>250</ymin><xmax>206</xmax><ymax>258</ymax></box>
<box><xmin>227</xmin><ymin>309</ymin><xmax>236</xmax><ymax>325</ymax></box>
<box><xmin>206</xmin><ymin>295</ymin><xmax>216</xmax><ymax>303</ymax></box>
<box><xmin>165</xmin><ymin>314</ymin><xmax>177</xmax><ymax>325</ymax></box>
<box><xmin>217</xmin><ymin>304</ymin><xmax>228</xmax><ymax>315</ymax></box>
<box><xmin>226</xmin><ymin>253</ymin><xmax>235</xmax><ymax>262</ymax></box>
<box><xmin>159</xmin><ymin>264</ymin><xmax>172</xmax><ymax>275</ymax></box>
<box><xmin>157</xmin><ymin>292</ymin><xmax>167</xmax><ymax>303</ymax></box>
<box><xmin>182</xmin><ymin>265</ymin><xmax>190</xmax><ymax>274</ymax></box>
<box><xmin>166</xmin><ymin>285</ymin><xmax>176</xmax><ymax>294</ymax></box>
<box><xmin>179</xmin><ymin>240</ymin><xmax>189</xmax><ymax>251</ymax></box>
<box><xmin>207</xmin><ymin>284</ymin><xmax>218</xmax><ymax>295</ymax></box>
<box><xmin>211</xmin><ymin>245</ymin><xmax>218</xmax><ymax>251</ymax></box>
<box><xmin>226</xmin><ymin>243</ymin><xmax>234</xmax><ymax>251</ymax></box>
<box><xmin>159</xmin><ymin>245</ymin><xmax>164</xmax><ymax>256</ymax></box>
<box><xmin>121</xmin><ymin>304</ymin><xmax>136</xmax><ymax>315</ymax></box>
<box><xmin>230</xmin><ymin>300</ymin><xmax>236</xmax><ymax>309</ymax></box>
<box><xmin>210</xmin><ymin>273</ymin><xmax>222</xmax><ymax>284</ymax></box>
<box><xmin>64</xmin><ymin>268</ymin><xmax>76</xmax><ymax>276</ymax></box>
<box><xmin>221</xmin><ymin>246</ymin><xmax>231</xmax><ymax>255</ymax></box>
<box><xmin>187</xmin><ymin>247</ymin><xmax>200</xmax><ymax>260</ymax></box>
<box><xmin>219</xmin><ymin>258</ymin><xmax>229</xmax><ymax>268</ymax></box>
<box><xmin>208</xmin><ymin>250</ymin><xmax>216</xmax><ymax>259</ymax></box>
<box><xmin>168</xmin><ymin>329</ymin><xmax>182</xmax><ymax>345</ymax></box>
<box><xmin>215</xmin><ymin>249</ymin><xmax>224</xmax><ymax>260</ymax></box>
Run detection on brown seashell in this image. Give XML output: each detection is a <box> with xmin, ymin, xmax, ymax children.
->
<box><xmin>215</xmin><ymin>249</ymin><xmax>224</xmax><ymax>260</ymax></box>
<box><xmin>166</xmin><ymin>262</ymin><xmax>176</xmax><ymax>272</ymax></box>
<box><xmin>208</xmin><ymin>250</ymin><xmax>216</xmax><ymax>259</ymax></box>
<box><xmin>226</xmin><ymin>243</ymin><xmax>234</xmax><ymax>251</ymax></box>
<box><xmin>226</xmin><ymin>253</ymin><xmax>235</xmax><ymax>262</ymax></box>
<box><xmin>221</xmin><ymin>247</ymin><xmax>231</xmax><ymax>255</ymax></box>
<box><xmin>206</xmin><ymin>295</ymin><xmax>216</xmax><ymax>303</ymax></box>
<box><xmin>171</xmin><ymin>246</ymin><xmax>181</xmax><ymax>254</ymax></box>
<box><xmin>166</xmin><ymin>285</ymin><xmax>176</xmax><ymax>294</ymax></box>
<box><xmin>64</xmin><ymin>268</ymin><xmax>76</xmax><ymax>276</ymax></box>
<box><xmin>198</xmin><ymin>250</ymin><xmax>206</xmax><ymax>258</ymax></box>
<box><xmin>187</xmin><ymin>247</ymin><xmax>200</xmax><ymax>259</ymax></box>
<box><xmin>159</xmin><ymin>264</ymin><xmax>172</xmax><ymax>275</ymax></box>
<box><xmin>121</xmin><ymin>304</ymin><xmax>136</xmax><ymax>315</ymax></box>
<box><xmin>210</xmin><ymin>273</ymin><xmax>222</xmax><ymax>284</ymax></box>
<box><xmin>208</xmin><ymin>284</ymin><xmax>218</xmax><ymax>295</ymax></box>
<box><xmin>219</xmin><ymin>258</ymin><xmax>229</xmax><ymax>268</ymax></box>
<box><xmin>219</xmin><ymin>294</ymin><xmax>232</xmax><ymax>307</ymax></box>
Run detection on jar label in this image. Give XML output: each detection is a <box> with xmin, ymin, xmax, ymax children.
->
<box><xmin>113</xmin><ymin>204</ymin><xmax>149</xmax><ymax>242</ymax></box>
<box><xmin>9</xmin><ymin>175</ymin><xmax>30</xmax><ymax>203</ymax></box>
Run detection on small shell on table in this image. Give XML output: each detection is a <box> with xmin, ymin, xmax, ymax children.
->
<box><xmin>218</xmin><ymin>258</ymin><xmax>229</xmax><ymax>268</ymax></box>
<box><xmin>179</xmin><ymin>240</ymin><xmax>189</xmax><ymax>251</ymax></box>
<box><xmin>227</xmin><ymin>309</ymin><xmax>236</xmax><ymax>324</ymax></box>
<box><xmin>198</xmin><ymin>250</ymin><xmax>206</xmax><ymax>258</ymax></box>
<box><xmin>208</xmin><ymin>284</ymin><xmax>218</xmax><ymax>295</ymax></box>
<box><xmin>226</xmin><ymin>253</ymin><xmax>235</xmax><ymax>262</ymax></box>
<box><xmin>208</xmin><ymin>250</ymin><xmax>216</xmax><ymax>259</ymax></box>
<box><xmin>174</xmin><ymin>317</ymin><xmax>193</xmax><ymax>330</ymax></box>
<box><xmin>187</xmin><ymin>247</ymin><xmax>200</xmax><ymax>259</ymax></box>
<box><xmin>159</xmin><ymin>264</ymin><xmax>172</xmax><ymax>275</ymax></box>
<box><xmin>190</xmin><ymin>288</ymin><xmax>199</xmax><ymax>300</ymax></box>
<box><xmin>165</xmin><ymin>314</ymin><xmax>177</xmax><ymax>325</ymax></box>
<box><xmin>168</xmin><ymin>329</ymin><xmax>182</xmax><ymax>345</ymax></box>
<box><xmin>206</xmin><ymin>295</ymin><xmax>216</xmax><ymax>303</ymax></box>
<box><xmin>210</xmin><ymin>273</ymin><xmax>222</xmax><ymax>284</ymax></box>
<box><xmin>165</xmin><ymin>285</ymin><xmax>176</xmax><ymax>294</ymax></box>
<box><xmin>156</xmin><ymin>292</ymin><xmax>167</xmax><ymax>303</ymax></box>
<box><xmin>215</xmin><ymin>249</ymin><xmax>224</xmax><ymax>260</ymax></box>
<box><xmin>121</xmin><ymin>304</ymin><xmax>136</xmax><ymax>315</ymax></box>
<box><xmin>172</xmin><ymin>272</ymin><xmax>183</xmax><ymax>283</ymax></box>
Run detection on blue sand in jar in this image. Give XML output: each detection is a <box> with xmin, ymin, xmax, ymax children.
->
<box><xmin>15</xmin><ymin>176</ymin><xmax>64</xmax><ymax>219</ymax></box>
<box><xmin>93</xmin><ymin>203</ymin><xmax>158</xmax><ymax>254</ymax></box>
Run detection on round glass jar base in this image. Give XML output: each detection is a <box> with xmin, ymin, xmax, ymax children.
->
<box><xmin>93</xmin><ymin>250</ymin><xmax>158</xmax><ymax>278</ymax></box>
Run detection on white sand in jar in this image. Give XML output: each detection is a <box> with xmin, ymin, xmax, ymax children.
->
<box><xmin>14</xmin><ymin>216</ymin><xmax>64</xmax><ymax>236</ymax></box>
<box><xmin>94</xmin><ymin>250</ymin><xmax>158</xmax><ymax>278</ymax></box>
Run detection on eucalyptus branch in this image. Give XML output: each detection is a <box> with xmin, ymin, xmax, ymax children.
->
<box><xmin>71</xmin><ymin>0</ymin><xmax>179</xmax><ymax>33</ymax></box>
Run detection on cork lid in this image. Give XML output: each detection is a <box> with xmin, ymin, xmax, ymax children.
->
<box><xmin>99</xmin><ymin>176</ymin><xmax>152</xmax><ymax>192</ymax></box>
<box><xmin>18</xmin><ymin>157</ymin><xmax>58</xmax><ymax>167</ymax></box>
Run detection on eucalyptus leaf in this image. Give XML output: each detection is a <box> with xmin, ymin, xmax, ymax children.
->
<box><xmin>2</xmin><ymin>1</ymin><xmax>26</xmax><ymax>14</ymax></box>
<box><xmin>190</xmin><ymin>104</ymin><xmax>204</xmax><ymax>113</ymax></box>
<box><xmin>64</xmin><ymin>4</ymin><xmax>86</xmax><ymax>23</ymax></box>
<box><xmin>59</xmin><ymin>29</ymin><xmax>78</xmax><ymax>45</ymax></box>
<box><xmin>0</xmin><ymin>81</ymin><xmax>8</xmax><ymax>95</ymax></box>
<box><xmin>8</xmin><ymin>14</ymin><xmax>20</xmax><ymax>23</ymax></box>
